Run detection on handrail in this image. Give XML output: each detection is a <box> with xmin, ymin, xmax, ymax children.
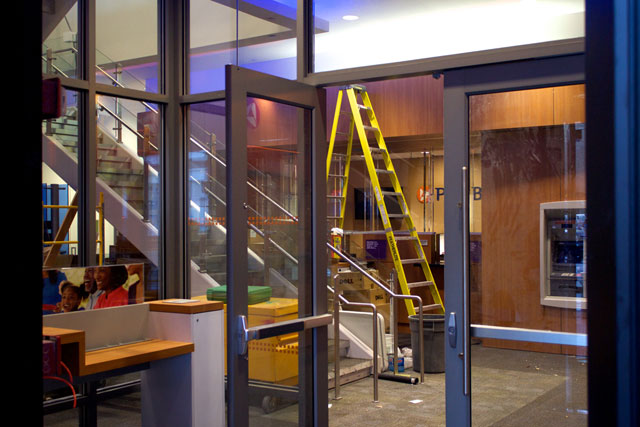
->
<box><xmin>328</xmin><ymin>281</ymin><xmax>379</xmax><ymax>402</ymax></box>
<box><xmin>190</xmin><ymin>135</ymin><xmax>298</xmax><ymax>222</ymax></box>
<box><xmin>190</xmin><ymin>174</ymin><xmax>299</xmax><ymax>266</ymax></box>
<box><xmin>97</xmin><ymin>101</ymin><xmax>159</xmax><ymax>151</ymax></box>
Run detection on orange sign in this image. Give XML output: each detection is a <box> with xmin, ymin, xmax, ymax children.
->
<box><xmin>417</xmin><ymin>186</ymin><xmax>431</xmax><ymax>203</ymax></box>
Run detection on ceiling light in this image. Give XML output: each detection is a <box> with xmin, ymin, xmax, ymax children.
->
<box><xmin>342</xmin><ymin>15</ymin><xmax>359</xmax><ymax>21</ymax></box>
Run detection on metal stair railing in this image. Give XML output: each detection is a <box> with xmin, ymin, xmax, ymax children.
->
<box><xmin>327</xmin><ymin>280</ymin><xmax>379</xmax><ymax>403</ymax></box>
<box><xmin>326</xmin><ymin>243</ymin><xmax>426</xmax><ymax>384</ymax></box>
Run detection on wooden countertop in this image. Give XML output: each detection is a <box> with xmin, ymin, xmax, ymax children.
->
<box><xmin>83</xmin><ymin>339</ymin><xmax>194</xmax><ymax>376</ymax></box>
<box><xmin>147</xmin><ymin>299</ymin><xmax>223</xmax><ymax>314</ymax></box>
<box><xmin>43</xmin><ymin>324</ymin><xmax>194</xmax><ymax>377</ymax></box>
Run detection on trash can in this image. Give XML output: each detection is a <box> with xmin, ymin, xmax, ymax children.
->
<box><xmin>409</xmin><ymin>314</ymin><xmax>445</xmax><ymax>373</ymax></box>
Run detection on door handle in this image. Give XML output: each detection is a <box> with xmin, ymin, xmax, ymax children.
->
<box><xmin>461</xmin><ymin>166</ymin><xmax>470</xmax><ymax>396</ymax></box>
<box><xmin>237</xmin><ymin>313</ymin><xmax>333</xmax><ymax>358</ymax></box>
<box><xmin>448</xmin><ymin>312</ymin><xmax>457</xmax><ymax>348</ymax></box>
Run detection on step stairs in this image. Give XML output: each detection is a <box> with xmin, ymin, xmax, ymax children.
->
<box><xmin>327</xmin><ymin>337</ymin><xmax>373</xmax><ymax>389</ymax></box>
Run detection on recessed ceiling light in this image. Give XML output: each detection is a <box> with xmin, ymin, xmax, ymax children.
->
<box><xmin>342</xmin><ymin>15</ymin><xmax>359</xmax><ymax>21</ymax></box>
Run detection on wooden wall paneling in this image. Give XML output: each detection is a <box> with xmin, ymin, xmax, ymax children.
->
<box><xmin>553</xmin><ymin>84</ymin><xmax>586</xmax><ymax>125</ymax></box>
<box><xmin>479</xmin><ymin>126</ymin><xmax>567</xmax><ymax>354</ymax></box>
<box><xmin>469</xmin><ymin>88</ymin><xmax>555</xmax><ymax>132</ymax></box>
<box><xmin>325</xmin><ymin>75</ymin><xmax>444</xmax><ymax>141</ymax></box>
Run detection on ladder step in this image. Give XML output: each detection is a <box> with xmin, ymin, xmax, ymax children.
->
<box><xmin>401</xmin><ymin>258</ymin><xmax>426</xmax><ymax>264</ymax></box>
<box><xmin>357</xmin><ymin>104</ymin><xmax>372</xmax><ymax>111</ymax></box>
<box><xmin>394</xmin><ymin>235</ymin><xmax>418</xmax><ymax>241</ymax></box>
<box><xmin>369</xmin><ymin>147</ymin><xmax>386</xmax><ymax>154</ymax></box>
<box><xmin>381</xmin><ymin>191</ymin><xmax>402</xmax><ymax>196</ymax></box>
<box><xmin>332</xmin><ymin>153</ymin><xmax>347</xmax><ymax>158</ymax></box>
<box><xmin>327</xmin><ymin>195</ymin><xmax>343</xmax><ymax>199</ymax></box>
<box><xmin>336</xmin><ymin>131</ymin><xmax>350</xmax><ymax>135</ymax></box>
<box><xmin>328</xmin><ymin>174</ymin><xmax>346</xmax><ymax>178</ymax></box>
<box><xmin>388</xmin><ymin>213</ymin><xmax>409</xmax><ymax>219</ymax></box>
<box><xmin>407</xmin><ymin>281</ymin><xmax>434</xmax><ymax>289</ymax></box>
<box><xmin>363</xmin><ymin>125</ymin><xmax>379</xmax><ymax>133</ymax></box>
<box><xmin>375</xmin><ymin>169</ymin><xmax>393</xmax><ymax>174</ymax></box>
<box><xmin>413</xmin><ymin>303</ymin><xmax>442</xmax><ymax>312</ymax></box>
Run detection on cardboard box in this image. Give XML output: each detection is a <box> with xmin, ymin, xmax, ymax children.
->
<box><xmin>343</xmin><ymin>287</ymin><xmax>388</xmax><ymax>305</ymax></box>
<box><xmin>223</xmin><ymin>298</ymin><xmax>299</xmax><ymax>385</ymax></box>
<box><xmin>332</xmin><ymin>271</ymin><xmax>364</xmax><ymax>291</ymax></box>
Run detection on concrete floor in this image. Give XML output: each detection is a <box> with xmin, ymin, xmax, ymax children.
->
<box><xmin>43</xmin><ymin>344</ymin><xmax>587</xmax><ymax>426</ymax></box>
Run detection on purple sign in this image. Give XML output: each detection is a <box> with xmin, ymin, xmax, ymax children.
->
<box><xmin>366</xmin><ymin>239</ymin><xmax>387</xmax><ymax>260</ymax></box>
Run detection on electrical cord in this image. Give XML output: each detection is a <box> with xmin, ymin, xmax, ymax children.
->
<box><xmin>43</xmin><ymin>376</ymin><xmax>77</xmax><ymax>408</ymax></box>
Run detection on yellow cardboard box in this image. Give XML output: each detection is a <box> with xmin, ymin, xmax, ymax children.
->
<box><xmin>223</xmin><ymin>297</ymin><xmax>299</xmax><ymax>385</ymax></box>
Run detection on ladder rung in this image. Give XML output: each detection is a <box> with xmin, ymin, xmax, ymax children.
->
<box><xmin>394</xmin><ymin>235</ymin><xmax>418</xmax><ymax>241</ymax></box>
<box><xmin>413</xmin><ymin>303</ymin><xmax>442</xmax><ymax>312</ymax></box>
<box><xmin>375</xmin><ymin>169</ymin><xmax>393</xmax><ymax>174</ymax></box>
<box><xmin>357</xmin><ymin>104</ymin><xmax>372</xmax><ymax>111</ymax></box>
<box><xmin>381</xmin><ymin>191</ymin><xmax>402</xmax><ymax>196</ymax></box>
<box><xmin>328</xmin><ymin>174</ymin><xmax>346</xmax><ymax>178</ymax></box>
<box><xmin>363</xmin><ymin>125</ymin><xmax>379</xmax><ymax>133</ymax></box>
<box><xmin>327</xmin><ymin>195</ymin><xmax>343</xmax><ymax>199</ymax></box>
<box><xmin>332</xmin><ymin>153</ymin><xmax>347</xmax><ymax>157</ymax></box>
<box><xmin>388</xmin><ymin>214</ymin><xmax>409</xmax><ymax>219</ymax></box>
<box><xmin>401</xmin><ymin>258</ymin><xmax>426</xmax><ymax>264</ymax></box>
<box><xmin>369</xmin><ymin>147</ymin><xmax>387</xmax><ymax>154</ymax></box>
<box><xmin>407</xmin><ymin>281</ymin><xmax>434</xmax><ymax>289</ymax></box>
<box><xmin>336</xmin><ymin>131</ymin><xmax>350</xmax><ymax>135</ymax></box>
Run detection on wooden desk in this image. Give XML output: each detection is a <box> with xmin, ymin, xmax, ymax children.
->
<box><xmin>43</xmin><ymin>299</ymin><xmax>225</xmax><ymax>427</ymax></box>
<box><xmin>43</xmin><ymin>326</ymin><xmax>194</xmax><ymax>377</ymax></box>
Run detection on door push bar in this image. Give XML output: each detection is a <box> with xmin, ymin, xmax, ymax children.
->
<box><xmin>237</xmin><ymin>313</ymin><xmax>333</xmax><ymax>358</ymax></box>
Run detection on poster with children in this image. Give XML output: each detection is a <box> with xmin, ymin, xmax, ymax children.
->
<box><xmin>43</xmin><ymin>264</ymin><xmax>145</xmax><ymax>315</ymax></box>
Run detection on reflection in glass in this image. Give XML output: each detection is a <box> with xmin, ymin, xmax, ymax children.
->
<box><xmin>96</xmin><ymin>95</ymin><xmax>161</xmax><ymax>301</ymax></box>
<box><xmin>97</xmin><ymin>0</ymin><xmax>159</xmax><ymax>93</ymax></box>
<box><xmin>469</xmin><ymin>85</ymin><xmax>587</xmax><ymax>425</ymax></box>
<box><xmin>245</xmin><ymin>98</ymin><xmax>307</xmax><ymax>425</ymax></box>
<box><xmin>42</xmin><ymin>2</ymin><xmax>78</xmax><ymax>78</ymax></box>
<box><xmin>43</xmin><ymin>90</ymin><xmax>80</xmax><ymax>267</ymax></box>
<box><xmin>189</xmin><ymin>0</ymin><xmax>297</xmax><ymax>94</ymax></box>
<box><xmin>187</xmin><ymin>101</ymin><xmax>228</xmax><ymax>296</ymax></box>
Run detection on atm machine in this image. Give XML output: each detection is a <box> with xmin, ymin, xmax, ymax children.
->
<box><xmin>539</xmin><ymin>201</ymin><xmax>587</xmax><ymax>309</ymax></box>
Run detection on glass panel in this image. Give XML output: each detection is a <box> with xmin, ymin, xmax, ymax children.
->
<box><xmin>187</xmin><ymin>100</ymin><xmax>228</xmax><ymax>296</ymax></box>
<box><xmin>42</xmin><ymin>1</ymin><xmax>78</xmax><ymax>78</ymax></box>
<box><xmin>189</xmin><ymin>0</ymin><xmax>297</xmax><ymax>94</ymax></box>
<box><xmin>314</xmin><ymin>0</ymin><xmax>585</xmax><ymax>73</ymax></box>
<box><xmin>469</xmin><ymin>85</ymin><xmax>587</xmax><ymax>425</ymax></box>
<box><xmin>238</xmin><ymin>0</ymin><xmax>297</xmax><ymax>80</ymax></box>
<box><xmin>43</xmin><ymin>89</ymin><xmax>80</xmax><ymax>275</ymax></box>
<box><xmin>246</xmin><ymin>97</ymin><xmax>308</xmax><ymax>425</ymax></box>
<box><xmin>96</xmin><ymin>95</ymin><xmax>161</xmax><ymax>302</ymax></box>
<box><xmin>97</xmin><ymin>0</ymin><xmax>159</xmax><ymax>93</ymax></box>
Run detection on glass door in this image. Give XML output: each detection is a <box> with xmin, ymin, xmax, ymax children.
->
<box><xmin>444</xmin><ymin>56</ymin><xmax>588</xmax><ymax>426</ymax></box>
<box><xmin>225</xmin><ymin>65</ymin><xmax>330</xmax><ymax>426</ymax></box>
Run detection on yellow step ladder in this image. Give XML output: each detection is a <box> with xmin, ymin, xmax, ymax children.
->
<box><xmin>326</xmin><ymin>85</ymin><xmax>444</xmax><ymax>316</ymax></box>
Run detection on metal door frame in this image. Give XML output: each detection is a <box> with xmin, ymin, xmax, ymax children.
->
<box><xmin>443</xmin><ymin>54</ymin><xmax>586</xmax><ymax>426</ymax></box>
<box><xmin>225</xmin><ymin>65</ymin><xmax>328</xmax><ymax>427</ymax></box>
